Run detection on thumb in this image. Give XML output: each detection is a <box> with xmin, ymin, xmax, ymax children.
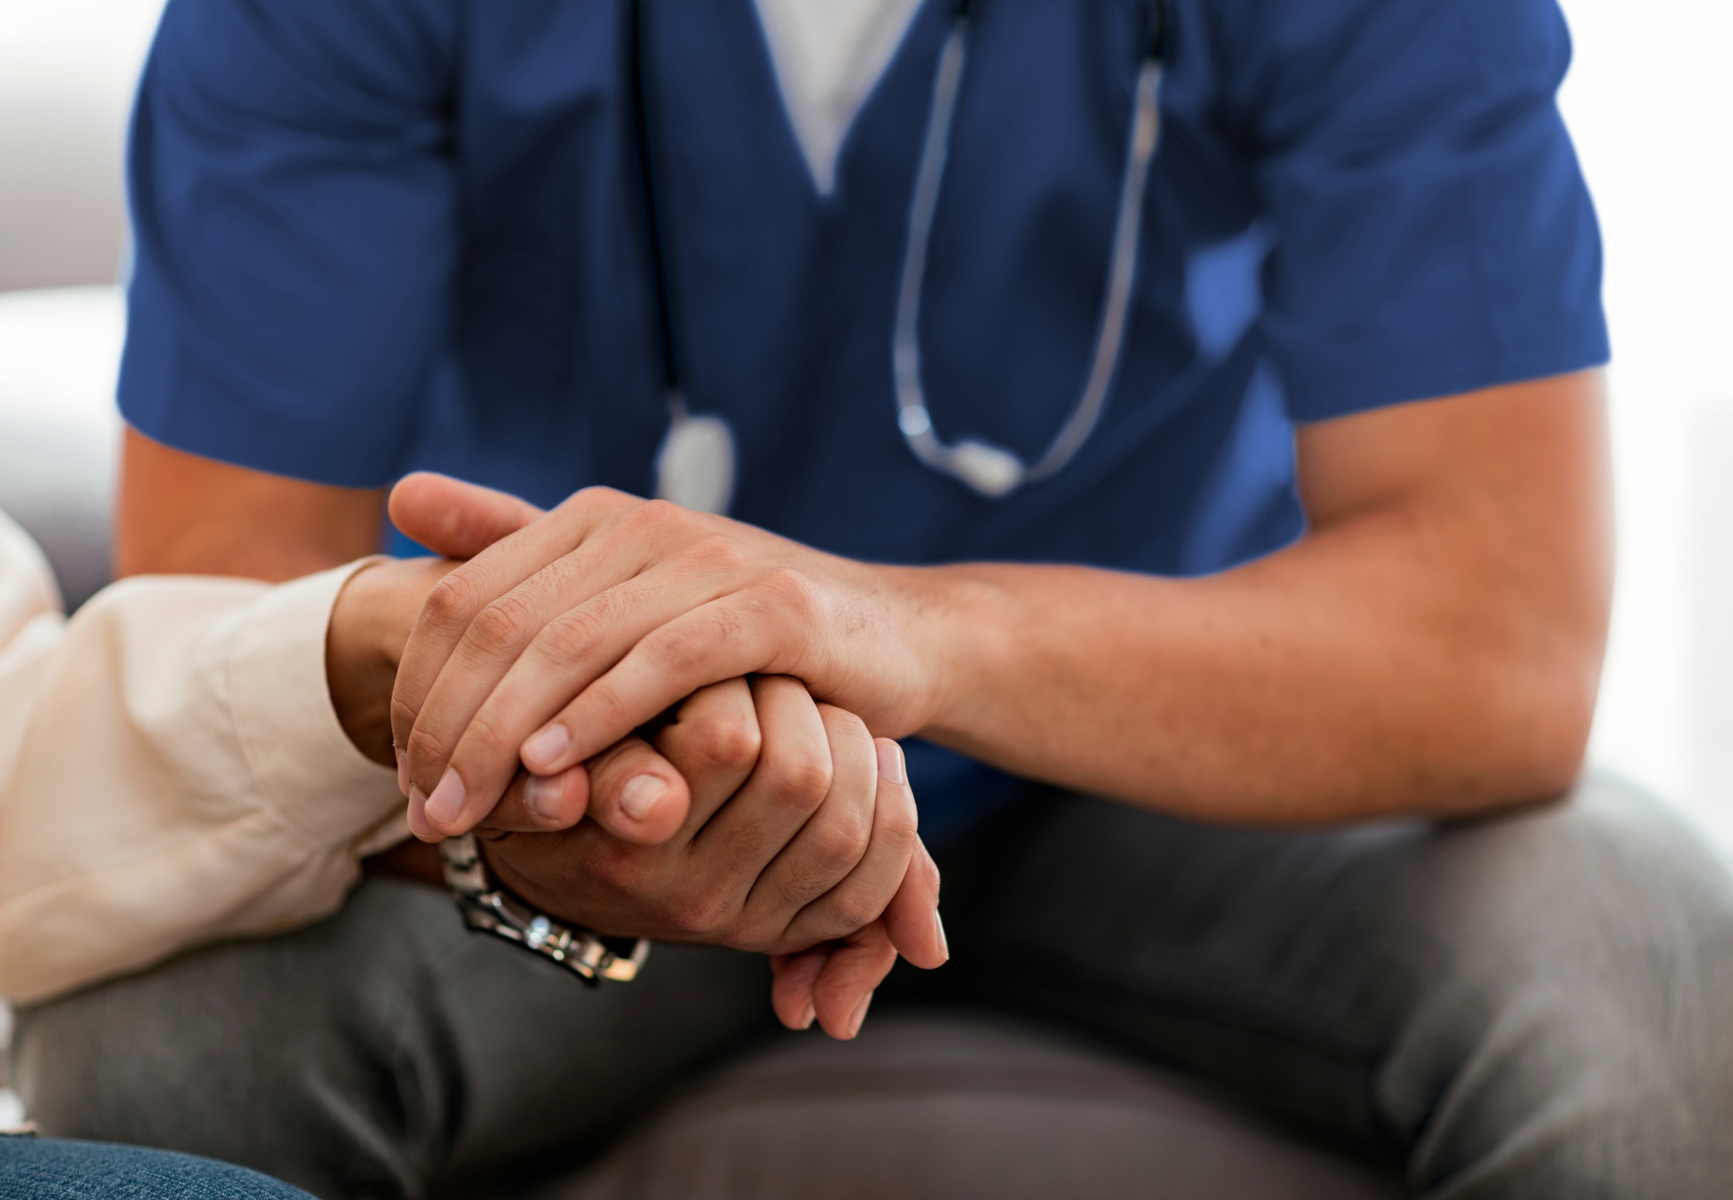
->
<box><xmin>388</xmin><ymin>472</ymin><xmax>544</xmax><ymax>560</ymax></box>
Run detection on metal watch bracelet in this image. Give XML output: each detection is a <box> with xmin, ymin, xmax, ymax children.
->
<box><xmin>439</xmin><ymin>833</ymin><xmax>650</xmax><ymax>985</ymax></box>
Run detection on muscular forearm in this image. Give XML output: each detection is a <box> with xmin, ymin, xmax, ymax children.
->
<box><xmin>906</xmin><ymin>520</ymin><xmax>1598</xmax><ymax>822</ymax></box>
<box><xmin>905</xmin><ymin>376</ymin><xmax>1611</xmax><ymax>823</ymax></box>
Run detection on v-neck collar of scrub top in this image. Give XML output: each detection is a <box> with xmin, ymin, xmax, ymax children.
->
<box><xmin>751</xmin><ymin>0</ymin><xmax>925</xmax><ymax>194</ymax></box>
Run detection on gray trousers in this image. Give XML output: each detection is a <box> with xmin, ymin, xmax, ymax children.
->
<box><xmin>13</xmin><ymin>772</ymin><xmax>1733</xmax><ymax>1198</ymax></box>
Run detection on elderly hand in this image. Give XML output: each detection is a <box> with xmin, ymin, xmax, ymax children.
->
<box><xmin>386</xmin><ymin>479</ymin><xmax>950</xmax><ymax>839</ymax></box>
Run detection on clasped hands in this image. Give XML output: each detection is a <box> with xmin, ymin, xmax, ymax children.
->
<box><xmin>378</xmin><ymin>475</ymin><xmax>951</xmax><ymax>1039</ymax></box>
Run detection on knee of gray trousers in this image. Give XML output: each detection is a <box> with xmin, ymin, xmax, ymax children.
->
<box><xmin>13</xmin><ymin>879</ymin><xmax>468</xmax><ymax>1199</ymax></box>
<box><xmin>10</xmin><ymin>877</ymin><xmax>772</xmax><ymax>1200</ymax></box>
<box><xmin>1377</xmin><ymin>770</ymin><xmax>1733</xmax><ymax>1198</ymax></box>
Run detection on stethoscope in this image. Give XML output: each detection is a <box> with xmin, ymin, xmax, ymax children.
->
<box><xmin>636</xmin><ymin>0</ymin><xmax>1169</xmax><ymax>512</ymax></box>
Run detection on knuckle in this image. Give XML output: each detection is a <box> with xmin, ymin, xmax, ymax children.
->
<box><xmin>683</xmin><ymin>715</ymin><xmax>762</xmax><ymax>773</ymax></box>
<box><xmin>879</xmin><ymin>802</ymin><xmax>920</xmax><ymax>844</ymax></box>
<box><xmin>468</xmin><ymin>593</ymin><xmax>537</xmax><ymax>656</ymax></box>
<box><xmin>695</xmin><ymin>533</ymin><xmax>748</xmax><ymax>574</ymax></box>
<box><xmin>389</xmin><ymin>696</ymin><xmax>419</xmax><ymax>738</ymax></box>
<box><xmin>661</xmin><ymin>889</ymin><xmax>730</xmax><ymax>938</ymax></box>
<box><xmin>808</xmin><ymin>818</ymin><xmax>871</xmax><ymax>876</ymax></box>
<box><xmin>535</xmin><ymin>607</ymin><xmax>604</xmax><ymax>667</ymax></box>
<box><xmin>582</xmin><ymin>841</ymin><xmax>637</xmax><ymax>892</ymax></box>
<box><xmin>761</xmin><ymin>749</ymin><xmax>833</xmax><ymax>813</ymax></box>
<box><xmin>576</xmin><ymin>485</ymin><xmax>626</xmax><ymax>506</ymax></box>
<box><xmin>404</xmin><ymin>724</ymin><xmax>456</xmax><ymax>772</ymax></box>
<box><xmin>818</xmin><ymin>891</ymin><xmax>878</xmax><ymax>935</ymax></box>
<box><xmin>822</xmin><ymin>706</ymin><xmax>872</xmax><ymax>749</ymax></box>
<box><xmin>424</xmin><ymin>572</ymin><xmax>484</xmax><ymax>629</ymax></box>
<box><xmin>460</xmin><ymin>707</ymin><xmax>517</xmax><ymax>763</ymax></box>
<box><xmin>643</xmin><ymin>618</ymin><xmax>720</xmax><ymax>677</ymax></box>
<box><xmin>626</xmin><ymin>497</ymin><xmax>684</xmax><ymax>535</ymax></box>
<box><xmin>757</xmin><ymin>567</ymin><xmax>820</xmax><ymax>619</ymax></box>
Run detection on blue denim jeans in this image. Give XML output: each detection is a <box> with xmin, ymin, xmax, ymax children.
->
<box><xmin>0</xmin><ymin>1139</ymin><xmax>312</xmax><ymax>1199</ymax></box>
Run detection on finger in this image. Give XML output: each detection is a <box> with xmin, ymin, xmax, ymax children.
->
<box><xmin>389</xmin><ymin>486</ymin><xmax>633</xmax><ymax>767</ymax></box>
<box><xmin>406</xmin><ymin>788</ymin><xmax>442</xmax><ymax>844</ymax></box>
<box><xmin>686</xmin><ymin>677</ymin><xmax>835</xmax><ymax>889</ymax></box>
<box><xmin>582</xmin><ymin>735</ymin><xmax>693</xmax><ymax>846</ymax></box>
<box><xmin>770</xmin><ymin>949</ymin><xmax>828</xmax><ymax>1031</ymax></box>
<box><xmin>731</xmin><ymin>701</ymin><xmax>876</xmax><ymax>941</ymax></box>
<box><xmin>883</xmin><ymin>837</ymin><xmax>947</xmax><ymax>970</ymax></box>
<box><xmin>387</xmin><ymin>473</ymin><xmax>544</xmax><ymax>560</ymax></box>
<box><xmin>774</xmin><ymin>736</ymin><xmax>919</xmax><ymax>952</ymax></box>
<box><xmin>477</xmin><ymin>766</ymin><xmax>591</xmax><ymax>833</ymax></box>
<box><xmin>519</xmin><ymin>587</ymin><xmax>805</xmax><ymax>775</ymax></box>
<box><xmin>653</xmin><ymin>678</ymin><xmax>762</xmax><ymax>832</ymax></box>
<box><xmin>414</xmin><ymin>568</ymin><xmax>739</xmax><ymax>833</ymax></box>
<box><xmin>811</xmin><ymin>922</ymin><xmax>897</xmax><ymax>1040</ymax></box>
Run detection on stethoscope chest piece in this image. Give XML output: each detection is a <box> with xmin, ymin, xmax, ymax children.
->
<box><xmin>654</xmin><ymin>400</ymin><xmax>737</xmax><ymax>515</ymax></box>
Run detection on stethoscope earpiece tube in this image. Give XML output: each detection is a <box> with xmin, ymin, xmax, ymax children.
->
<box><xmin>637</xmin><ymin>0</ymin><xmax>1167</xmax><ymax>508</ymax></box>
<box><xmin>890</xmin><ymin>6</ymin><xmax>1165</xmax><ymax>499</ymax></box>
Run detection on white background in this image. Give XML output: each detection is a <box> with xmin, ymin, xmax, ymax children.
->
<box><xmin>1558</xmin><ymin>0</ymin><xmax>1733</xmax><ymax>859</ymax></box>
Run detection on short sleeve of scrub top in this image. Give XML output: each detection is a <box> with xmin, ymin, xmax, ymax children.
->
<box><xmin>117</xmin><ymin>0</ymin><xmax>1607</xmax><ymax>526</ymax></box>
<box><xmin>1218</xmin><ymin>0</ymin><xmax>1607</xmax><ymax>422</ymax></box>
<box><xmin>120</xmin><ymin>0</ymin><xmax>463</xmax><ymax>485</ymax></box>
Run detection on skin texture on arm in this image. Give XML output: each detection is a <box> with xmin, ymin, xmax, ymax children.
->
<box><xmin>920</xmin><ymin>370</ymin><xmax>1613</xmax><ymax>822</ymax></box>
<box><xmin>395</xmin><ymin>370</ymin><xmax>1611</xmax><ymax>830</ymax></box>
<box><xmin>116</xmin><ymin>427</ymin><xmax>387</xmax><ymax>582</ymax></box>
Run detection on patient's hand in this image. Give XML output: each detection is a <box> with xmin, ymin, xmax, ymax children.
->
<box><xmin>327</xmin><ymin>556</ymin><xmax>462</xmax><ymax>767</ymax></box>
<box><xmin>469</xmin><ymin>675</ymin><xmax>946</xmax><ymax>1039</ymax></box>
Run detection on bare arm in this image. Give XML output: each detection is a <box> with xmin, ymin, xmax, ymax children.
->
<box><xmin>397</xmin><ymin>371</ymin><xmax>1612</xmax><ymax>830</ymax></box>
<box><xmin>915</xmin><ymin>371</ymin><xmax>1612</xmax><ymax>822</ymax></box>
<box><xmin>115</xmin><ymin>427</ymin><xmax>386</xmax><ymax>582</ymax></box>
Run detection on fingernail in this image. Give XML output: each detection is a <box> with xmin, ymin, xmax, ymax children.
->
<box><xmin>408</xmin><ymin>787</ymin><xmax>438</xmax><ymax>843</ymax></box>
<box><xmin>522</xmin><ymin>724</ymin><xmax>569</xmax><ymax>771</ymax></box>
<box><xmin>618</xmin><ymin>775</ymin><xmax>668</xmax><ymax>822</ymax></box>
<box><xmin>876</xmin><ymin>740</ymin><xmax>905</xmax><ymax>785</ymax></box>
<box><xmin>425</xmin><ymin>768</ymin><xmax>466</xmax><ymax>826</ymax></box>
<box><xmin>935</xmin><ymin>910</ymin><xmax>950</xmax><ymax>962</ymax></box>
<box><xmin>395</xmin><ymin>750</ymin><xmax>409</xmax><ymax>798</ymax></box>
<box><xmin>798</xmin><ymin>1002</ymin><xmax>816</xmax><ymax>1031</ymax></box>
<box><xmin>524</xmin><ymin>773</ymin><xmax>562</xmax><ymax>820</ymax></box>
<box><xmin>846</xmin><ymin>991</ymin><xmax>874</xmax><ymax>1039</ymax></box>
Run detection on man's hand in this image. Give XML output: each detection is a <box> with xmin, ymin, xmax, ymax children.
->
<box><xmin>324</xmin><ymin>473</ymin><xmax>548</xmax><ymax>767</ymax></box>
<box><xmin>476</xmin><ymin>676</ymin><xmax>946</xmax><ymax>1038</ymax></box>
<box><xmin>389</xmin><ymin>481</ymin><xmax>942</xmax><ymax>836</ymax></box>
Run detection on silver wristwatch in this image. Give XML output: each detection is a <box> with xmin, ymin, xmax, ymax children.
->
<box><xmin>439</xmin><ymin>833</ymin><xmax>650</xmax><ymax>984</ymax></box>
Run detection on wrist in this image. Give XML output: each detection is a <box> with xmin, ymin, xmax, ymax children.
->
<box><xmin>326</xmin><ymin>557</ymin><xmax>456</xmax><ymax>765</ymax></box>
<box><xmin>878</xmin><ymin>563</ymin><xmax>1002</xmax><ymax>740</ymax></box>
<box><xmin>325</xmin><ymin>560</ymin><xmax>398</xmax><ymax>765</ymax></box>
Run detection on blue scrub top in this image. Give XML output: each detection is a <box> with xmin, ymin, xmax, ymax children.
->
<box><xmin>119</xmin><ymin>0</ymin><xmax>1607</xmax><ymax>836</ymax></box>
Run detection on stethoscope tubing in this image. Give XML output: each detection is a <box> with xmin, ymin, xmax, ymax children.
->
<box><xmin>636</xmin><ymin>0</ymin><xmax>1169</xmax><ymax>507</ymax></box>
<box><xmin>892</xmin><ymin>8</ymin><xmax>1165</xmax><ymax>498</ymax></box>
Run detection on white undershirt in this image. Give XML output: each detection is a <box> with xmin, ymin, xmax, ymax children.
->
<box><xmin>752</xmin><ymin>0</ymin><xmax>925</xmax><ymax>194</ymax></box>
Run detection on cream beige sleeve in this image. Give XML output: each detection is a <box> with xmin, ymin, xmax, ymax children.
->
<box><xmin>0</xmin><ymin>514</ymin><xmax>407</xmax><ymax>1005</ymax></box>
